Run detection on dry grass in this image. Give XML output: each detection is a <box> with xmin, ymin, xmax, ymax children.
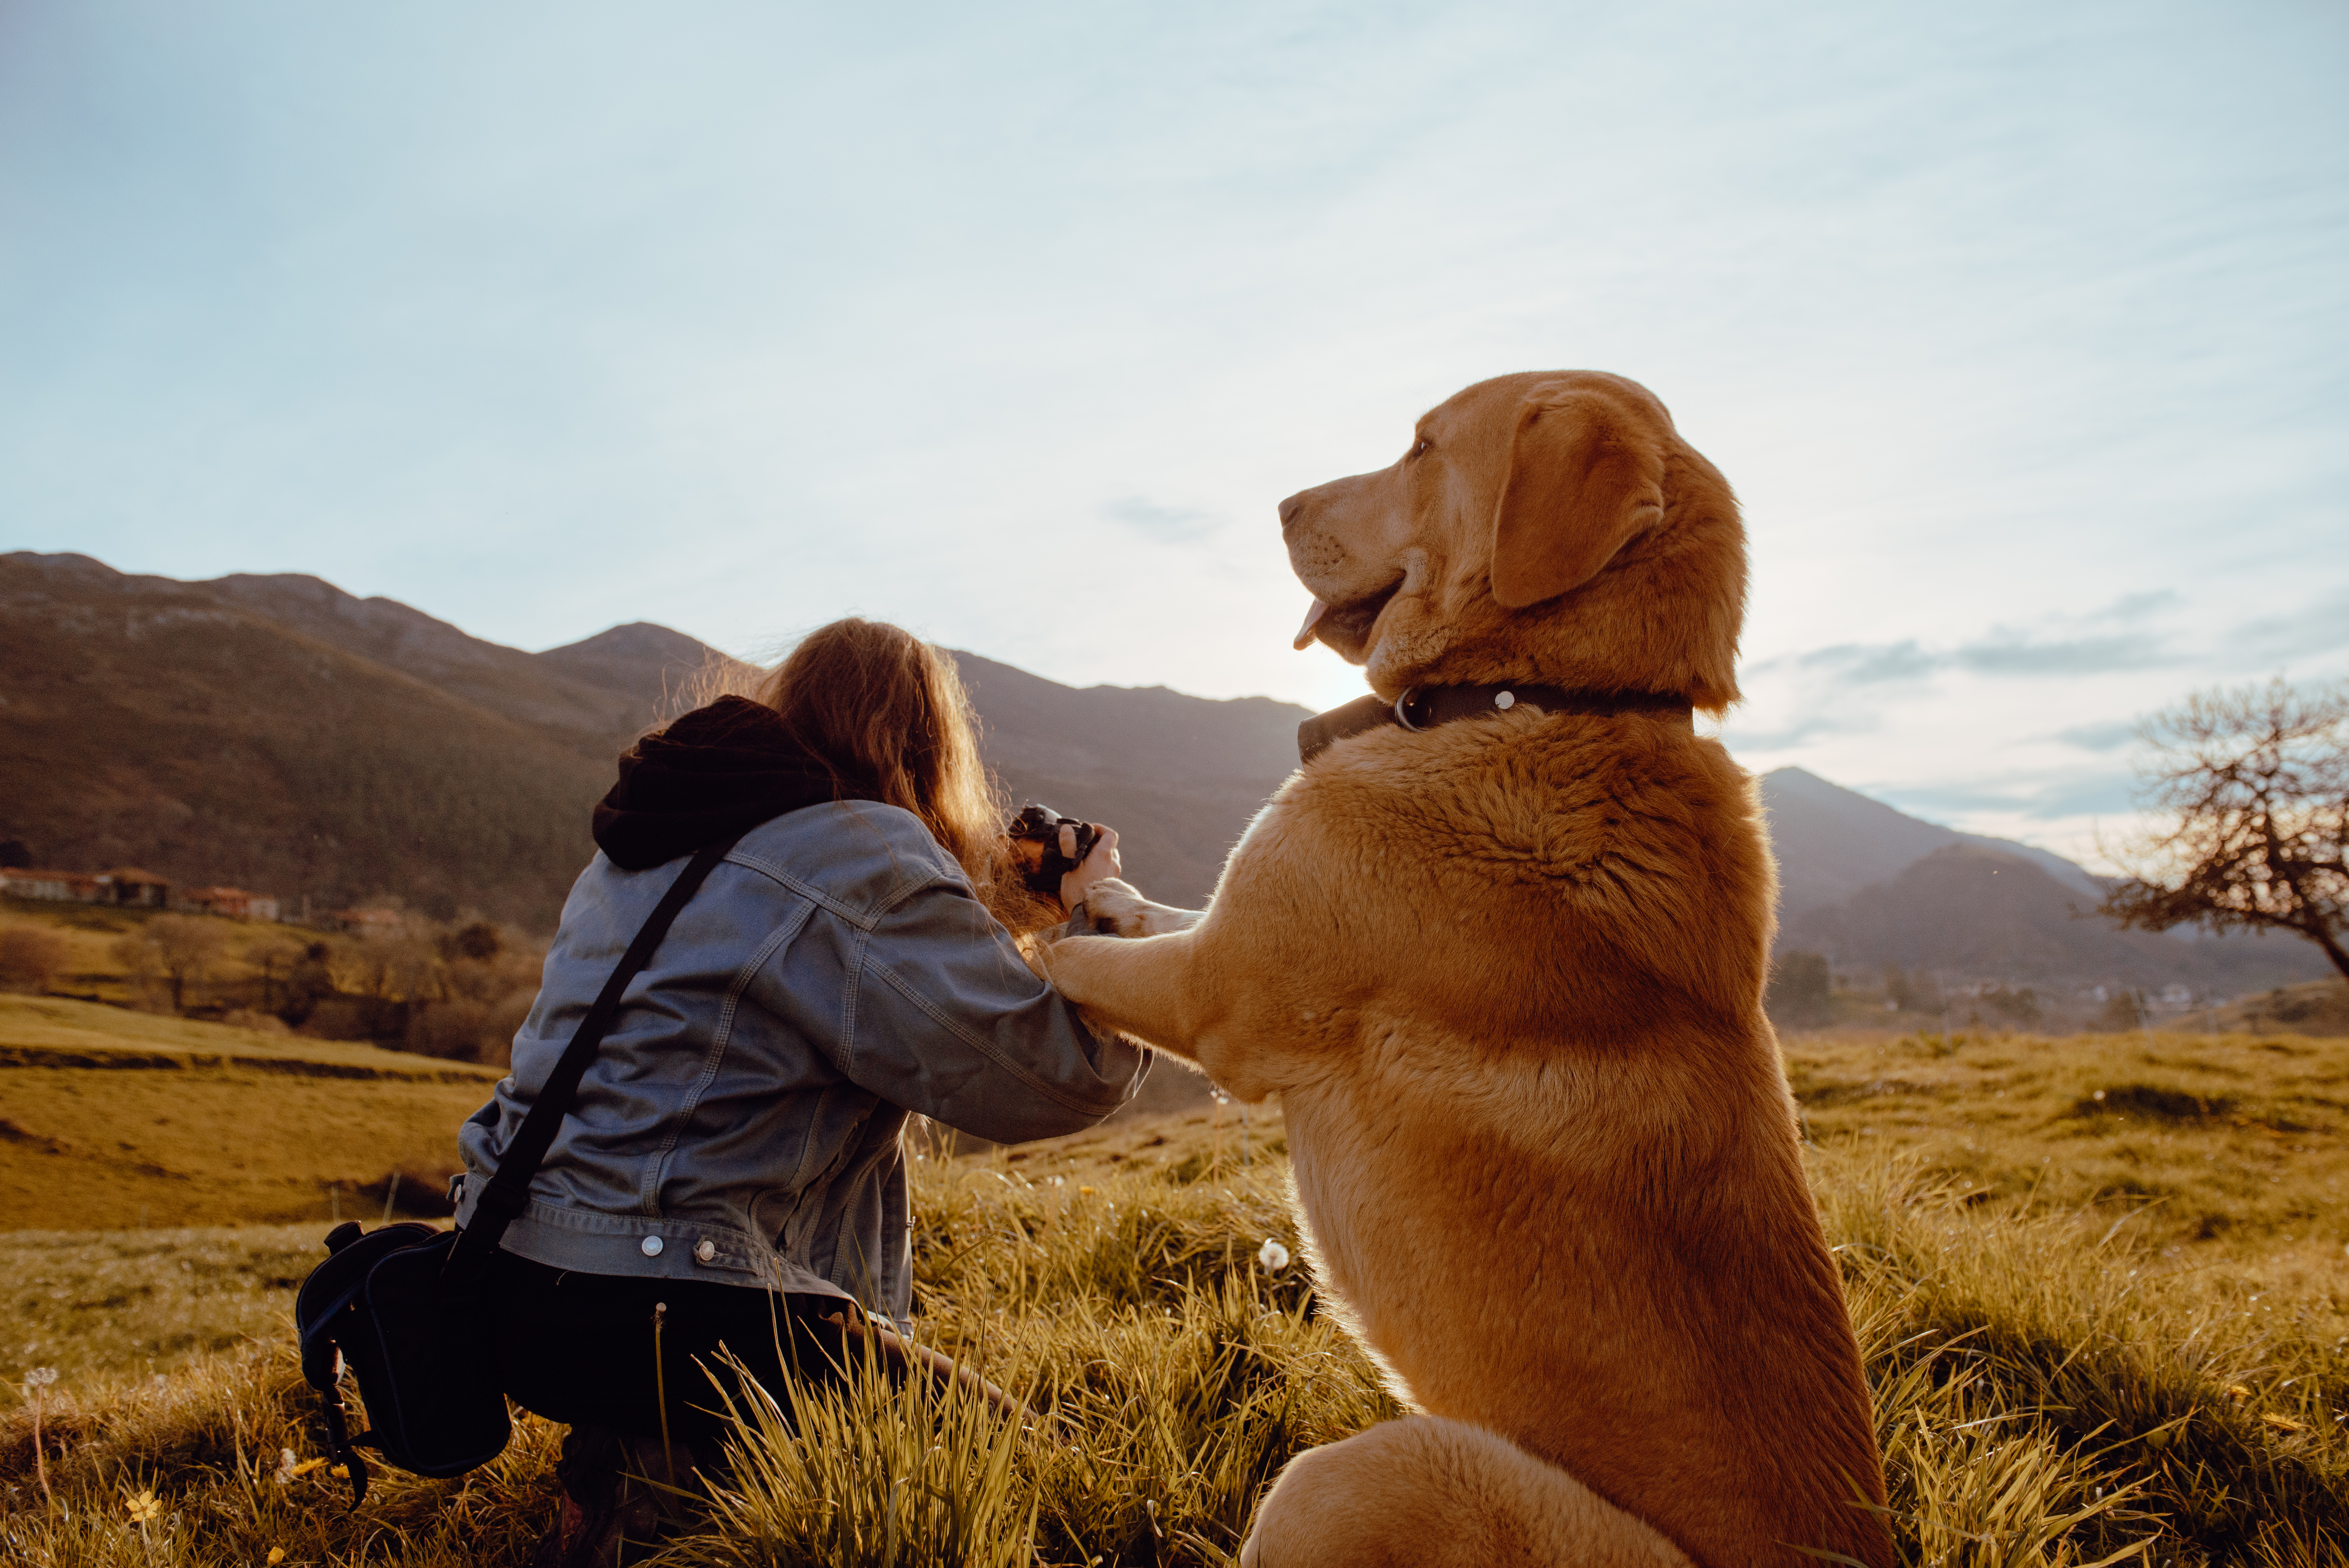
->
<box><xmin>3</xmin><ymin>1037</ymin><xmax>2346</xmax><ymax>1564</ymax></box>
<box><xmin>0</xmin><ymin>994</ymin><xmax>498</xmax><ymax>1075</ymax></box>
<box><xmin>1</xmin><ymin>995</ymin><xmax>499</xmax><ymax>1229</ymax></box>
<box><xmin>1784</xmin><ymin>1024</ymin><xmax>2349</xmax><ymax>1347</ymax></box>
<box><xmin>0</xmin><ymin>902</ymin><xmax>320</xmax><ymax>1013</ymax></box>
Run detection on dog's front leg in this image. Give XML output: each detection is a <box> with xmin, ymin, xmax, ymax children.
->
<box><xmin>1071</xmin><ymin>877</ymin><xmax>1203</xmax><ymax>937</ymax></box>
<box><xmin>1044</xmin><ymin>926</ymin><xmax>1297</xmax><ymax>1102</ymax></box>
<box><xmin>1043</xmin><ymin>908</ymin><xmax>1318</xmax><ymax>1105</ymax></box>
<box><xmin>1046</xmin><ymin>796</ymin><xmax>1343</xmax><ymax>1101</ymax></box>
<box><xmin>1041</xmin><ymin>927</ymin><xmax>1213</xmax><ymax>1058</ymax></box>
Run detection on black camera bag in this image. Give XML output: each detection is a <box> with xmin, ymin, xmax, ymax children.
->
<box><xmin>292</xmin><ymin>834</ymin><xmax>742</xmax><ymax>1507</ymax></box>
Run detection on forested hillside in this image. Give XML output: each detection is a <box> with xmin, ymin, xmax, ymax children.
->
<box><xmin>954</xmin><ymin>652</ymin><xmax>1302</xmax><ymax>905</ymax></box>
<box><xmin>0</xmin><ymin>554</ymin><xmax>1304</xmax><ymax>923</ymax></box>
<box><xmin>1779</xmin><ymin>842</ymin><xmax>2324</xmax><ymax>996</ymax></box>
<box><xmin>5</xmin><ymin>551</ymin><xmax>2327</xmax><ymax>1001</ymax></box>
<box><xmin>1756</xmin><ymin>766</ymin><xmax>2328</xmax><ymax>1005</ymax></box>
<box><xmin>0</xmin><ymin>555</ymin><xmax>612</xmax><ymax>924</ymax></box>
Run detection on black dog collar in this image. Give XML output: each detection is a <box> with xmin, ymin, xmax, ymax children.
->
<box><xmin>1297</xmin><ymin>685</ymin><xmax>1693</xmax><ymax>764</ymax></box>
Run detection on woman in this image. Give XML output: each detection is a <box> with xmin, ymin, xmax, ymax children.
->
<box><xmin>451</xmin><ymin>618</ymin><xmax>1142</xmax><ymax>1565</ymax></box>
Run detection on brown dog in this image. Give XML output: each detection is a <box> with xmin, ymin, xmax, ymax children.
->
<box><xmin>1042</xmin><ymin>372</ymin><xmax>1891</xmax><ymax>1568</ymax></box>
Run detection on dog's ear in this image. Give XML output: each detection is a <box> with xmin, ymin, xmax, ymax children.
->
<box><xmin>1489</xmin><ymin>384</ymin><xmax>1668</xmax><ymax>609</ymax></box>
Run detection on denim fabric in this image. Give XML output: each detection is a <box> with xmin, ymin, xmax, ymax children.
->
<box><xmin>454</xmin><ymin>799</ymin><xmax>1147</xmax><ymax>1326</ymax></box>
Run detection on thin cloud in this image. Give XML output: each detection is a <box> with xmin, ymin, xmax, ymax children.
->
<box><xmin>1103</xmin><ymin>496</ymin><xmax>1220</xmax><ymax>545</ymax></box>
<box><xmin>1877</xmin><ymin>773</ymin><xmax>2137</xmax><ymax>822</ymax></box>
<box><xmin>2023</xmin><ymin>777</ymin><xmax>2141</xmax><ymax>819</ymax></box>
<box><xmin>1759</xmin><ymin>627</ymin><xmax>2174</xmax><ymax>686</ymax></box>
<box><xmin>1772</xmin><ymin>640</ymin><xmax>1940</xmax><ymax>685</ymax></box>
<box><xmin>2055</xmin><ymin>720</ymin><xmax>2139</xmax><ymax>752</ymax></box>
<box><xmin>2089</xmin><ymin>590</ymin><xmax>2182</xmax><ymax>623</ymax></box>
<box><xmin>1952</xmin><ymin>632</ymin><xmax>2171</xmax><ymax>676</ymax></box>
<box><xmin>2231</xmin><ymin>586</ymin><xmax>2349</xmax><ymax>663</ymax></box>
<box><xmin>1716</xmin><ymin>709</ymin><xmax>1888</xmax><ymax>751</ymax></box>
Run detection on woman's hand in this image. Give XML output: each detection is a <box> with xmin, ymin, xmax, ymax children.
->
<box><xmin>1059</xmin><ymin>824</ymin><xmax>1120</xmax><ymax>911</ymax></box>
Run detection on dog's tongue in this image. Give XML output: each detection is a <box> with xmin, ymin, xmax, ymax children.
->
<box><xmin>1292</xmin><ymin>599</ymin><xmax>1328</xmax><ymax>651</ymax></box>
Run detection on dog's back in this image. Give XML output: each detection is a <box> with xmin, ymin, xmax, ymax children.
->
<box><xmin>1048</xmin><ymin>370</ymin><xmax>1893</xmax><ymax>1568</ymax></box>
<box><xmin>1226</xmin><ymin>706</ymin><xmax>1886</xmax><ymax>1568</ymax></box>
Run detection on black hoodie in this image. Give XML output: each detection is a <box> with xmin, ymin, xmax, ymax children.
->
<box><xmin>590</xmin><ymin>697</ymin><xmax>874</xmax><ymax>871</ymax></box>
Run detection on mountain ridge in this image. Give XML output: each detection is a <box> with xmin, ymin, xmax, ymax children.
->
<box><xmin>0</xmin><ymin>552</ymin><xmax>1310</xmax><ymax>916</ymax></box>
<box><xmin>3</xmin><ymin>551</ymin><xmax>2329</xmax><ymax>998</ymax></box>
<box><xmin>1757</xmin><ymin>766</ymin><xmax>2103</xmax><ymax>914</ymax></box>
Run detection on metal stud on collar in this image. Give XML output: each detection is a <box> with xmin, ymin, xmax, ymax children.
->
<box><xmin>1495</xmin><ymin>690</ymin><xmax>1515</xmax><ymax>710</ymax></box>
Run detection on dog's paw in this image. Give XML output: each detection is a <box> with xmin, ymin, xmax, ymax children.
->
<box><xmin>1075</xmin><ymin>878</ymin><xmax>1204</xmax><ymax>939</ymax></box>
<box><xmin>1075</xmin><ymin>878</ymin><xmax>1152</xmax><ymax>938</ymax></box>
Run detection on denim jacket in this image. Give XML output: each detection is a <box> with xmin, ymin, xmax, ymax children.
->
<box><xmin>454</xmin><ymin>799</ymin><xmax>1148</xmax><ymax>1325</ymax></box>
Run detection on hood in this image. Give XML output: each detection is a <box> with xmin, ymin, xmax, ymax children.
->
<box><xmin>591</xmin><ymin>696</ymin><xmax>872</xmax><ymax>871</ymax></box>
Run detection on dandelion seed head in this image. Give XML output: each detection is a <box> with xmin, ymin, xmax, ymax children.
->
<box><xmin>1258</xmin><ymin>1238</ymin><xmax>1291</xmax><ymax>1273</ymax></box>
<box><xmin>24</xmin><ymin>1366</ymin><xmax>57</xmax><ymax>1389</ymax></box>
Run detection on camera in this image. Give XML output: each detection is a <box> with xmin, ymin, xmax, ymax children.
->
<box><xmin>1006</xmin><ymin>804</ymin><xmax>1103</xmax><ymax>896</ymax></box>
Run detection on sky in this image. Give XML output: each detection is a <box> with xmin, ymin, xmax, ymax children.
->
<box><xmin>2</xmin><ymin>1</ymin><xmax>2343</xmax><ymax>868</ymax></box>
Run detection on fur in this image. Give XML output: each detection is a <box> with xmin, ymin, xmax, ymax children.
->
<box><xmin>1043</xmin><ymin>371</ymin><xmax>1893</xmax><ymax>1568</ymax></box>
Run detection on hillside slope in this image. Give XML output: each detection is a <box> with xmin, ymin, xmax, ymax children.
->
<box><xmin>1783</xmin><ymin>843</ymin><xmax>2327</xmax><ymax>995</ymax></box>
<box><xmin>200</xmin><ymin>572</ymin><xmax>689</xmax><ymax>758</ymax></box>
<box><xmin>0</xmin><ymin>553</ymin><xmax>610</xmax><ymax>924</ymax></box>
<box><xmin>9</xmin><ymin>552</ymin><xmax>2320</xmax><ymax>994</ymax></box>
<box><xmin>953</xmin><ymin>652</ymin><xmax>1306</xmax><ymax>906</ymax></box>
<box><xmin>1759</xmin><ymin>765</ymin><xmax>2103</xmax><ymax>913</ymax></box>
<box><xmin>0</xmin><ymin>554</ymin><xmax>1306</xmax><ymax>920</ymax></box>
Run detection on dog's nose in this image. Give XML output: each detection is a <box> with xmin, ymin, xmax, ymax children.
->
<box><xmin>1278</xmin><ymin>492</ymin><xmax>1308</xmax><ymax>531</ymax></box>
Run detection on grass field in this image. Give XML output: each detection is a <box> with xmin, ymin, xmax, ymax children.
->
<box><xmin>0</xmin><ymin>995</ymin><xmax>499</xmax><ymax>1230</ymax></box>
<box><xmin>3</xmin><ymin>1022</ymin><xmax>2345</xmax><ymax>1564</ymax></box>
<box><xmin>0</xmin><ymin>900</ymin><xmax>328</xmax><ymax>1015</ymax></box>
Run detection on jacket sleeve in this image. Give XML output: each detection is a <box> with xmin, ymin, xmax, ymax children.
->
<box><xmin>831</xmin><ymin>878</ymin><xmax>1151</xmax><ymax>1143</ymax></box>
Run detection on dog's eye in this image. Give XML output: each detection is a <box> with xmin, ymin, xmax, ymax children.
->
<box><xmin>1408</xmin><ymin>436</ymin><xmax>1432</xmax><ymax>461</ymax></box>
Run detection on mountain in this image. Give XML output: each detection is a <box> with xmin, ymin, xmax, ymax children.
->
<box><xmin>0</xmin><ymin>553</ymin><xmax>614</xmax><ymax>924</ymax></box>
<box><xmin>182</xmin><ymin>568</ymin><xmax>1305</xmax><ymax>905</ymax></box>
<box><xmin>953</xmin><ymin>653</ymin><xmax>1305</xmax><ymax>907</ymax></box>
<box><xmin>0</xmin><ymin>553</ymin><xmax>1302</xmax><ymax>922</ymax></box>
<box><xmin>1760</xmin><ymin>768</ymin><xmax>2329</xmax><ymax>1000</ymax></box>
<box><xmin>1758</xmin><ymin>766</ymin><xmax>2102</xmax><ymax>915</ymax></box>
<box><xmin>5</xmin><ymin>550</ymin><xmax>2330</xmax><ymax>999</ymax></box>
<box><xmin>538</xmin><ymin>622</ymin><xmax>723</xmax><ymax>716</ymax></box>
<box><xmin>1781</xmin><ymin>842</ymin><xmax>2326</xmax><ymax>998</ymax></box>
<box><xmin>198</xmin><ymin>572</ymin><xmax>688</xmax><ymax>759</ymax></box>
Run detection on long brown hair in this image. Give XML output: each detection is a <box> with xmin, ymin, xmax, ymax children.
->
<box><xmin>749</xmin><ymin>619</ymin><xmax>1051</xmax><ymax>931</ymax></box>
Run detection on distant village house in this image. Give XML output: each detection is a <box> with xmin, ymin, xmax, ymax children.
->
<box><xmin>0</xmin><ymin>868</ymin><xmax>104</xmax><ymax>903</ymax></box>
<box><xmin>178</xmin><ymin>886</ymin><xmax>282</xmax><ymax>922</ymax></box>
<box><xmin>103</xmin><ymin>868</ymin><xmax>171</xmax><ymax>907</ymax></box>
<box><xmin>0</xmin><ymin>866</ymin><xmax>279</xmax><ymax>922</ymax></box>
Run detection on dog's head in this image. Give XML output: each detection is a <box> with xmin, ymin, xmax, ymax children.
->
<box><xmin>1282</xmin><ymin>371</ymin><xmax>1743</xmax><ymax>712</ymax></box>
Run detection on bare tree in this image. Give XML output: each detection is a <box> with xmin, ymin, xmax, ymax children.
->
<box><xmin>2099</xmin><ymin>678</ymin><xmax>2349</xmax><ymax>980</ymax></box>
<box><xmin>244</xmin><ymin>936</ymin><xmax>308</xmax><ymax>1013</ymax></box>
<box><xmin>0</xmin><ymin>927</ymin><xmax>69</xmax><ymax>993</ymax></box>
<box><xmin>142</xmin><ymin>914</ymin><xmax>231</xmax><ymax>1013</ymax></box>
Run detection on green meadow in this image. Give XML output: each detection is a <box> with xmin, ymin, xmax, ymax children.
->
<box><xmin>2</xmin><ymin>1014</ymin><xmax>2344</xmax><ymax>1564</ymax></box>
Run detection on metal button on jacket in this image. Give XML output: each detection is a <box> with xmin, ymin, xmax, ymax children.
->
<box><xmin>640</xmin><ymin>1235</ymin><xmax>664</xmax><ymax>1258</ymax></box>
<box><xmin>694</xmin><ymin>1239</ymin><xmax>717</xmax><ymax>1264</ymax></box>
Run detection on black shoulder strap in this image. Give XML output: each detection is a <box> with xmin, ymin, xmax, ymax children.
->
<box><xmin>444</xmin><ymin>833</ymin><xmax>743</xmax><ymax>1292</ymax></box>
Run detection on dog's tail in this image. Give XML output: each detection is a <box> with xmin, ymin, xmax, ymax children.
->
<box><xmin>1240</xmin><ymin>1416</ymin><xmax>1693</xmax><ymax>1568</ymax></box>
